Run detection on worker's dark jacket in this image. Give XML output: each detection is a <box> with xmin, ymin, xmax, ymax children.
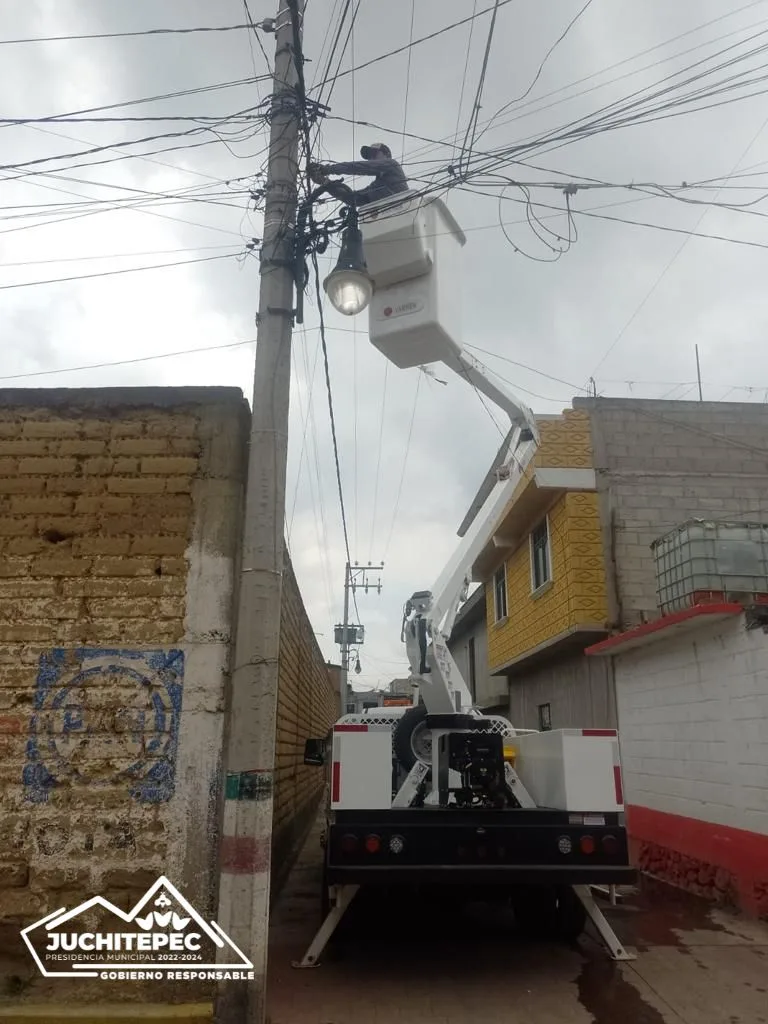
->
<box><xmin>325</xmin><ymin>158</ymin><xmax>408</xmax><ymax>205</ymax></box>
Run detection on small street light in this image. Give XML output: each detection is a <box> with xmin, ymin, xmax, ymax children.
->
<box><xmin>323</xmin><ymin>207</ymin><xmax>373</xmax><ymax>316</ymax></box>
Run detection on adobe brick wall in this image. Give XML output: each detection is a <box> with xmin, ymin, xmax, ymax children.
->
<box><xmin>273</xmin><ymin>559</ymin><xmax>339</xmax><ymax>896</ymax></box>
<box><xmin>0</xmin><ymin>387</ymin><xmax>338</xmax><ymax>1003</ymax></box>
<box><xmin>0</xmin><ymin>387</ymin><xmax>248</xmax><ymax>1001</ymax></box>
<box><xmin>575</xmin><ymin>397</ymin><xmax>768</xmax><ymax>626</ymax></box>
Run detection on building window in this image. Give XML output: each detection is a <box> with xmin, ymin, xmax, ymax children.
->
<box><xmin>538</xmin><ymin>702</ymin><xmax>552</xmax><ymax>731</ymax></box>
<box><xmin>530</xmin><ymin>517</ymin><xmax>552</xmax><ymax>592</ymax></box>
<box><xmin>468</xmin><ymin>637</ymin><xmax>477</xmax><ymax>698</ymax></box>
<box><xmin>493</xmin><ymin>565</ymin><xmax>508</xmax><ymax>622</ymax></box>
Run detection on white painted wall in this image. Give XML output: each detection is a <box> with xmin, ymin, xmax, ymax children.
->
<box><xmin>613</xmin><ymin>613</ymin><xmax>768</xmax><ymax>837</ymax></box>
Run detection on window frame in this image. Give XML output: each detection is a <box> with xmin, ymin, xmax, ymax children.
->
<box><xmin>493</xmin><ymin>564</ymin><xmax>508</xmax><ymax>623</ymax></box>
<box><xmin>529</xmin><ymin>515</ymin><xmax>552</xmax><ymax>593</ymax></box>
<box><xmin>538</xmin><ymin>702</ymin><xmax>552</xmax><ymax>731</ymax></box>
<box><xmin>467</xmin><ymin>636</ymin><xmax>477</xmax><ymax>699</ymax></box>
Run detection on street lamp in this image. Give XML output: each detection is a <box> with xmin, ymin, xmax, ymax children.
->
<box><xmin>323</xmin><ymin>208</ymin><xmax>373</xmax><ymax>316</ymax></box>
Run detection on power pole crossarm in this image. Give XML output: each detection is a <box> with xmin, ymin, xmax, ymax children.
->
<box><xmin>216</xmin><ymin>2</ymin><xmax>305</xmax><ymax>1022</ymax></box>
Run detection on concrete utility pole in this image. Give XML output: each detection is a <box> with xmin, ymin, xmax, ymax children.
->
<box><xmin>216</xmin><ymin>2</ymin><xmax>305</xmax><ymax>1022</ymax></box>
<box><xmin>340</xmin><ymin>562</ymin><xmax>352</xmax><ymax>715</ymax></box>
<box><xmin>337</xmin><ymin>562</ymin><xmax>384</xmax><ymax>714</ymax></box>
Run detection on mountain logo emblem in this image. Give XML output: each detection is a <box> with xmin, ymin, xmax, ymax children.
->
<box><xmin>21</xmin><ymin>876</ymin><xmax>254</xmax><ymax>980</ymax></box>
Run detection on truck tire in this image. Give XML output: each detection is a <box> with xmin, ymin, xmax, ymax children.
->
<box><xmin>551</xmin><ymin>886</ymin><xmax>587</xmax><ymax>942</ymax></box>
<box><xmin>512</xmin><ymin>885</ymin><xmax>587</xmax><ymax>943</ymax></box>
<box><xmin>393</xmin><ymin>703</ymin><xmax>431</xmax><ymax>769</ymax></box>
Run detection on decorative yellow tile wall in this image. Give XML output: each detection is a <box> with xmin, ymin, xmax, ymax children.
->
<box><xmin>535</xmin><ymin>409</ymin><xmax>593</xmax><ymax>469</ymax></box>
<box><xmin>486</xmin><ymin>491</ymin><xmax>609</xmax><ymax>671</ymax></box>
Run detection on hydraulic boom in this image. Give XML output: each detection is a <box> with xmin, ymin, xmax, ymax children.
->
<box><xmin>400</xmin><ymin>346</ymin><xmax>539</xmax><ymax>717</ymax></box>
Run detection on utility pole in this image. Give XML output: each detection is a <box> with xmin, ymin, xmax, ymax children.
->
<box><xmin>695</xmin><ymin>344</ymin><xmax>703</xmax><ymax>401</ymax></box>
<box><xmin>216</xmin><ymin>2</ymin><xmax>305</xmax><ymax>1022</ymax></box>
<box><xmin>340</xmin><ymin>563</ymin><xmax>353</xmax><ymax>715</ymax></box>
<box><xmin>336</xmin><ymin>562</ymin><xmax>384</xmax><ymax>714</ymax></box>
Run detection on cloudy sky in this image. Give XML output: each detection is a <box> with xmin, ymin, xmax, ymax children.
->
<box><xmin>4</xmin><ymin>0</ymin><xmax>768</xmax><ymax>690</ymax></box>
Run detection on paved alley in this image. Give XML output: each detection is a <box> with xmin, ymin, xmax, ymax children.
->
<box><xmin>268</xmin><ymin>814</ymin><xmax>768</xmax><ymax>1024</ymax></box>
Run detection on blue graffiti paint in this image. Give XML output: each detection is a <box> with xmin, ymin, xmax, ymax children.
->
<box><xmin>24</xmin><ymin>648</ymin><xmax>184</xmax><ymax>805</ymax></box>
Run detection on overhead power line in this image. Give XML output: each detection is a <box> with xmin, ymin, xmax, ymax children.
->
<box><xmin>0</xmin><ymin>243</ymin><xmax>236</xmax><ymax>268</ymax></box>
<box><xmin>0</xmin><ymin>113</ymin><xmax>265</xmax><ymax>125</ymax></box>
<box><xmin>0</xmin><ymin>339</ymin><xmax>257</xmax><ymax>383</ymax></box>
<box><xmin>0</xmin><ymin>109</ymin><xmax>267</xmax><ymax>176</ymax></box>
<box><xmin>243</xmin><ymin>1</ymin><xmax>274</xmax><ymax>73</ymax></box>
<box><xmin>587</xmin><ymin>107</ymin><xmax>768</xmax><ymax>377</ymax></box>
<box><xmin>308</xmin><ymin>0</ymin><xmax>516</xmax><ymax>93</ymax></box>
<box><xmin>355</xmin><ymin>0</ymin><xmax>768</xmax><ymax>170</ymax></box>
<box><xmin>459</xmin><ymin>183</ymin><xmax>768</xmax><ymax>253</ymax></box>
<box><xmin>0</xmin><ymin>169</ymin><xmax>254</xmax><ymax>239</ymax></box>
<box><xmin>0</xmin><ymin>75</ymin><xmax>269</xmax><ymax>131</ymax></box>
<box><xmin>472</xmin><ymin>0</ymin><xmax>595</xmax><ymax>149</ymax></box>
<box><xmin>311</xmin><ymin>252</ymin><xmax>358</xmax><ymax>610</ymax></box>
<box><xmin>0</xmin><ymin>23</ymin><xmax>260</xmax><ymax>45</ymax></box>
<box><xmin>457</xmin><ymin>0</ymin><xmax>502</xmax><ymax>176</ymax></box>
<box><xmin>0</xmin><ymin>251</ymin><xmax>242</xmax><ymax>292</ymax></box>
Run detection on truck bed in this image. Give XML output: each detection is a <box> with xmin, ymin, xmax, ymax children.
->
<box><xmin>326</xmin><ymin>808</ymin><xmax>636</xmax><ymax>886</ymax></box>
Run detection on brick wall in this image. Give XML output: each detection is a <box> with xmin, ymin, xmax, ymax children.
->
<box><xmin>610</xmin><ymin>611</ymin><xmax>768</xmax><ymax>915</ymax></box>
<box><xmin>273</xmin><ymin>558</ymin><xmax>340</xmax><ymax>893</ymax></box>
<box><xmin>576</xmin><ymin>398</ymin><xmax>768</xmax><ymax>626</ymax></box>
<box><xmin>0</xmin><ymin>387</ymin><xmax>338</xmax><ymax>1002</ymax></box>
<box><xmin>0</xmin><ymin>387</ymin><xmax>248</xmax><ymax>1000</ymax></box>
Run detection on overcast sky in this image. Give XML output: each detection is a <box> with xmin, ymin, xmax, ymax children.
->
<box><xmin>4</xmin><ymin>0</ymin><xmax>768</xmax><ymax>690</ymax></box>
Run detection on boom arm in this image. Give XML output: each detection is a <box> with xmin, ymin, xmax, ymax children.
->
<box><xmin>441</xmin><ymin>347</ymin><xmax>538</xmax><ymax>435</ymax></box>
<box><xmin>401</xmin><ymin>348</ymin><xmax>539</xmax><ymax>715</ymax></box>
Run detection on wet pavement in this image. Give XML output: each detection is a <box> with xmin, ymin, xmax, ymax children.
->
<box><xmin>268</xmin><ymin>814</ymin><xmax>768</xmax><ymax>1024</ymax></box>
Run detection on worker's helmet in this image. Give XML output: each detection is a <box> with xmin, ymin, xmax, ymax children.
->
<box><xmin>361</xmin><ymin>142</ymin><xmax>392</xmax><ymax>159</ymax></box>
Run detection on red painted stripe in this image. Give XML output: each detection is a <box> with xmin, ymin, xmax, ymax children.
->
<box><xmin>582</xmin><ymin>729</ymin><xmax>617</xmax><ymax>737</ymax></box>
<box><xmin>628</xmin><ymin>804</ymin><xmax>768</xmax><ymax>876</ymax></box>
<box><xmin>613</xmin><ymin>765</ymin><xmax>624</xmax><ymax>805</ymax></box>
<box><xmin>331</xmin><ymin>761</ymin><xmax>341</xmax><ymax>803</ymax></box>
<box><xmin>585</xmin><ymin>602</ymin><xmax>743</xmax><ymax>656</ymax></box>
<box><xmin>220</xmin><ymin>835</ymin><xmax>270</xmax><ymax>875</ymax></box>
<box><xmin>627</xmin><ymin>803</ymin><xmax>768</xmax><ymax>913</ymax></box>
<box><xmin>334</xmin><ymin>724</ymin><xmax>368</xmax><ymax>732</ymax></box>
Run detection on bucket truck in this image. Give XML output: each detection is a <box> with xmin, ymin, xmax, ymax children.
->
<box><xmin>296</xmin><ymin>193</ymin><xmax>636</xmax><ymax>968</ymax></box>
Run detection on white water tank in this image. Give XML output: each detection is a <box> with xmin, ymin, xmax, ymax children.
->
<box><xmin>360</xmin><ymin>193</ymin><xmax>466</xmax><ymax>369</ymax></box>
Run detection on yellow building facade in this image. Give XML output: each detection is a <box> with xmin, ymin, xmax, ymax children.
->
<box><xmin>475</xmin><ymin>409</ymin><xmax>610</xmax><ymax>673</ymax></box>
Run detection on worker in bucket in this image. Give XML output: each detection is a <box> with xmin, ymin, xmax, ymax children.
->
<box><xmin>309</xmin><ymin>142</ymin><xmax>408</xmax><ymax>207</ymax></box>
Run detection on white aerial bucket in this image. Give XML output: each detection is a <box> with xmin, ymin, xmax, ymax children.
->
<box><xmin>360</xmin><ymin>193</ymin><xmax>466</xmax><ymax>370</ymax></box>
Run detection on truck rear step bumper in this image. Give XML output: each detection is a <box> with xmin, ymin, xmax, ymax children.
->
<box><xmin>326</xmin><ymin>808</ymin><xmax>634</xmax><ymax>886</ymax></box>
<box><xmin>327</xmin><ymin>864</ymin><xmax>637</xmax><ymax>885</ymax></box>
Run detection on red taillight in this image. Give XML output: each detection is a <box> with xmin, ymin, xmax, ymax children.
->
<box><xmin>364</xmin><ymin>834</ymin><xmax>381</xmax><ymax>854</ymax></box>
<box><xmin>580</xmin><ymin>835</ymin><xmax>596</xmax><ymax>855</ymax></box>
<box><xmin>340</xmin><ymin>833</ymin><xmax>358</xmax><ymax>854</ymax></box>
<box><xmin>602</xmin><ymin>834</ymin><xmax>619</xmax><ymax>855</ymax></box>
